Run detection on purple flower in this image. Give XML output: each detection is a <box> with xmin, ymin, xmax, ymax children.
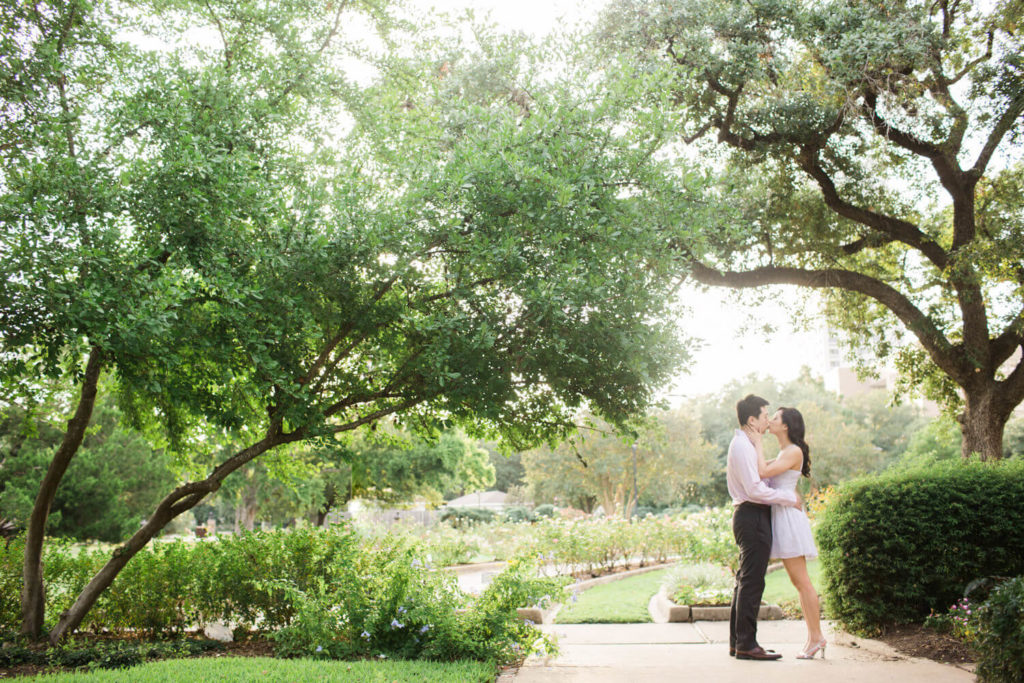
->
<box><xmin>398</xmin><ymin>606</ymin><xmax>407</xmax><ymax>614</ymax></box>
<box><xmin>315</xmin><ymin>645</ymin><xmax>323</xmax><ymax>652</ymax></box>
<box><xmin>420</xmin><ymin>624</ymin><xmax>431</xmax><ymax>634</ymax></box>
<box><xmin>361</xmin><ymin>630</ymin><xmax>371</xmax><ymax>639</ymax></box>
<box><xmin>391</xmin><ymin>619</ymin><xmax>404</xmax><ymax>629</ymax></box>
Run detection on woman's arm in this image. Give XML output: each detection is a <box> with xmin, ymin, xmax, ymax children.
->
<box><xmin>757</xmin><ymin>445</ymin><xmax>802</xmax><ymax>479</ymax></box>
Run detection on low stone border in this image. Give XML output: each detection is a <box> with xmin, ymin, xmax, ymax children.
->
<box><xmin>649</xmin><ymin>587</ymin><xmax>784</xmax><ymax>623</ymax></box>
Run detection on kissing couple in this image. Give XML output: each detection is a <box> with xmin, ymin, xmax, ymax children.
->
<box><xmin>727</xmin><ymin>394</ymin><xmax>825</xmax><ymax>661</ymax></box>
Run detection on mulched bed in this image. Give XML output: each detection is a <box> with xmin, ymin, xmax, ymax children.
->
<box><xmin>873</xmin><ymin>624</ymin><xmax>975</xmax><ymax>665</ymax></box>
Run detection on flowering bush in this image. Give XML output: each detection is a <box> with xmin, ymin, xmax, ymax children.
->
<box><xmin>974</xmin><ymin>576</ymin><xmax>1024</xmax><ymax>683</ymax></box>
<box><xmin>271</xmin><ymin>551</ymin><xmax>560</xmax><ymax>664</ymax></box>
<box><xmin>925</xmin><ymin>597</ymin><xmax>980</xmax><ymax>642</ymax></box>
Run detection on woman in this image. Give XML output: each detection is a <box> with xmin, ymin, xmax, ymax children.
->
<box><xmin>756</xmin><ymin>407</ymin><xmax>826</xmax><ymax>660</ymax></box>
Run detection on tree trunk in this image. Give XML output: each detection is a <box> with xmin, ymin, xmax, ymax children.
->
<box><xmin>960</xmin><ymin>385</ymin><xmax>1010</xmax><ymax>461</ymax></box>
<box><xmin>20</xmin><ymin>348</ymin><xmax>103</xmax><ymax>639</ymax></box>
<box><xmin>48</xmin><ymin>433</ymin><xmax>283</xmax><ymax>643</ymax></box>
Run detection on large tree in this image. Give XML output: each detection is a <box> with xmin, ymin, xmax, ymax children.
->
<box><xmin>0</xmin><ymin>1</ymin><xmax>691</xmax><ymax>641</ymax></box>
<box><xmin>599</xmin><ymin>0</ymin><xmax>1024</xmax><ymax>459</ymax></box>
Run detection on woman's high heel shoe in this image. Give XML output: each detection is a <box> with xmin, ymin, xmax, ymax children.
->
<box><xmin>797</xmin><ymin>639</ymin><xmax>827</xmax><ymax>659</ymax></box>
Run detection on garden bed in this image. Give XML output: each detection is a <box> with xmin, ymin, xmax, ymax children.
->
<box><xmin>873</xmin><ymin>625</ymin><xmax>975</xmax><ymax>665</ymax></box>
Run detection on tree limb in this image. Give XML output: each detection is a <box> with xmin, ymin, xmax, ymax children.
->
<box><xmin>797</xmin><ymin>145</ymin><xmax>950</xmax><ymax>268</ymax></box>
<box><xmin>992</xmin><ymin>310</ymin><xmax>1024</xmax><ymax>368</ymax></box>
<box><xmin>972</xmin><ymin>89</ymin><xmax>1024</xmax><ymax>179</ymax></box>
<box><xmin>687</xmin><ymin>261</ymin><xmax>967</xmax><ymax>382</ymax></box>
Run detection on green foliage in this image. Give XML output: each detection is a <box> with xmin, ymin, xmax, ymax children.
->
<box><xmin>925</xmin><ymin>597</ymin><xmax>981</xmax><ymax>643</ymax></box>
<box><xmin>439</xmin><ymin>508</ymin><xmax>497</xmax><ymax>528</ymax></box>
<box><xmin>0</xmin><ymin>395</ymin><xmax>176</xmax><ymax>541</ymax></box>
<box><xmin>503</xmin><ymin>507</ymin><xmax>537</xmax><ymax>524</ymax></box>
<box><xmin>665</xmin><ymin>563</ymin><xmax>733</xmax><ymax>606</ymax></box>
<box><xmin>349</xmin><ymin>431</ymin><xmax>495</xmax><ymax>506</ymax></box>
<box><xmin>887</xmin><ymin>416</ymin><xmax>963</xmax><ymax>473</ymax></box>
<box><xmin>975</xmin><ymin>576</ymin><xmax>1024</xmax><ymax>683</ymax></box>
<box><xmin>28</xmin><ymin>656</ymin><xmax>498</xmax><ymax>682</ymax></box>
<box><xmin>270</xmin><ymin>554</ymin><xmax>559</xmax><ymax>665</ymax></box>
<box><xmin>0</xmin><ymin>637</ymin><xmax>222</xmax><ymax>670</ymax></box>
<box><xmin>816</xmin><ymin>460</ymin><xmax>1024</xmax><ymax>634</ymax></box>
<box><xmin>533</xmin><ymin>505</ymin><xmax>556</xmax><ymax>518</ymax></box>
<box><xmin>0</xmin><ymin>524</ymin><xmax>555</xmax><ymax>664</ymax></box>
<box><xmin>523</xmin><ymin>409</ymin><xmax>718</xmax><ymax>516</ymax></box>
<box><xmin>595</xmin><ymin>0</ymin><xmax>1024</xmax><ymax>457</ymax></box>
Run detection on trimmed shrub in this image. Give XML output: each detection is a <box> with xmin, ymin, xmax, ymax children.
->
<box><xmin>817</xmin><ymin>459</ymin><xmax>1024</xmax><ymax>635</ymax></box>
<box><xmin>975</xmin><ymin>576</ymin><xmax>1024</xmax><ymax>683</ymax></box>
<box><xmin>533</xmin><ymin>504</ymin><xmax>556</xmax><ymax>518</ymax></box>
<box><xmin>439</xmin><ymin>507</ymin><xmax>497</xmax><ymax>528</ymax></box>
<box><xmin>503</xmin><ymin>506</ymin><xmax>536</xmax><ymax>524</ymax></box>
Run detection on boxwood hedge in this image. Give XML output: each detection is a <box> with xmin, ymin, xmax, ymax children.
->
<box><xmin>816</xmin><ymin>458</ymin><xmax>1024</xmax><ymax>635</ymax></box>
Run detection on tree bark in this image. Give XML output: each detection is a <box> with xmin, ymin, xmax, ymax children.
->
<box><xmin>20</xmin><ymin>347</ymin><xmax>103</xmax><ymax>639</ymax></box>
<box><xmin>960</xmin><ymin>384</ymin><xmax>1012</xmax><ymax>461</ymax></box>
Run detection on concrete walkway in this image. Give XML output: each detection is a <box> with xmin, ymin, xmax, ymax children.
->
<box><xmin>510</xmin><ymin>620</ymin><xmax>975</xmax><ymax>682</ymax></box>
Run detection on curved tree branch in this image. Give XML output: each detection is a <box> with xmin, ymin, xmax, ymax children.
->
<box><xmin>972</xmin><ymin>89</ymin><xmax>1024</xmax><ymax>180</ymax></box>
<box><xmin>797</xmin><ymin>146</ymin><xmax>950</xmax><ymax>268</ymax></box>
<box><xmin>687</xmin><ymin>261</ymin><xmax>967</xmax><ymax>382</ymax></box>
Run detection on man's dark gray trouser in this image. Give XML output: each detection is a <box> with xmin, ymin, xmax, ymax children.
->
<box><xmin>729</xmin><ymin>502</ymin><xmax>772</xmax><ymax>652</ymax></box>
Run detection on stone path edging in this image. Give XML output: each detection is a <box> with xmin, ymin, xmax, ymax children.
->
<box><xmin>649</xmin><ymin>586</ymin><xmax>785</xmax><ymax>623</ymax></box>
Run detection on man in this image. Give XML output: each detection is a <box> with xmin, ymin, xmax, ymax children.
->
<box><xmin>727</xmin><ymin>394</ymin><xmax>801</xmax><ymax>661</ymax></box>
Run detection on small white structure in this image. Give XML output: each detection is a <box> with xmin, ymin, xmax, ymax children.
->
<box><xmin>445</xmin><ymin>490</ymin><xmax>509</xmax><ymax>511</ymax></box>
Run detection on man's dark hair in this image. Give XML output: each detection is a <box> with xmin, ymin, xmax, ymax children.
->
<box><xmin>736</xmin><ymin>394</ymin><xmax>770</xmax><ymax>427</ymax></box>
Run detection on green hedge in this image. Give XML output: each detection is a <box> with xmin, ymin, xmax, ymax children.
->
<box><xmin>817</xmin><ymin>458</ymin><xmax>1024</xmax><ymax>635</ymax></box>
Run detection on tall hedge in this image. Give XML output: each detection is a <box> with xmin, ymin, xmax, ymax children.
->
<box><xmin>816</xmin><ymin>458</ymin><xmax>1024</xmax><ymax>635</ymax></box>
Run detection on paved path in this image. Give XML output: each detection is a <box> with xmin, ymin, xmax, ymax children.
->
<box><xmin>511</xmin><ymin>620</ymin><xmax>975</xmax><ymax>682</ymax></box>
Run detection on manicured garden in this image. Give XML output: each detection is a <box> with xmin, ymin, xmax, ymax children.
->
<box><xmin>5</xmin><ymin>460</ymin><xmax>1024</xmax><ymax>681</ymax></box>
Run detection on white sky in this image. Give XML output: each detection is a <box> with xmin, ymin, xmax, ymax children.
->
<box><xmin>409</xmin><ymin>0</ymin><xmax>831</xmax><ymax>400</ymax></box>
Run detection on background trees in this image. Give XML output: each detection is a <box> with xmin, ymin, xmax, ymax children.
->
<box><xmin>0</xmin><ymin>390</ymin><xmax>175</xmax><ymax>542</ymax></box>
<box><xmin>597</xmin><ymin>0</ymin><xmax>1024</xmax><ymax>459</ymax></box>
<box><xmin>523</xmin><ymin>410</ymin><xmax>719</xmax><ymax>516</ymax></box>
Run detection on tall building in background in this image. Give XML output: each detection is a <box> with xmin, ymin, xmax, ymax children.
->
<box><xmin>822</xmin><ymin>330</ymin><xmax>939</xmax><ymax>415</ymax></box>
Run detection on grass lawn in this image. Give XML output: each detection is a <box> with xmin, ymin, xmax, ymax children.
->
<box><xmin>762</xmin><ymin>559</ymin><xmax>822</xmax><ymax>606</ymax></box>
<box><xmin>28</xmin><ymin>657</ymin><xmax>497</xmax><ymax>682</ymax></box>
<box><xmin>555</xmin><ymin>568</ymin><xmax>670</xmax><ymax>624</ymax></box>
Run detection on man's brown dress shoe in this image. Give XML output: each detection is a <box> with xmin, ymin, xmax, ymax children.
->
<box><xmin>735</xmin><ymin>646</ymin><xmax>782</xmax><ymax>660</ymax></box>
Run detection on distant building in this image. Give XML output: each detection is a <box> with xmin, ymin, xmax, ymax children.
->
<box><xmin>822</xmin><ymin>330</ymin><xmax>939</xmax><ymax>415</ymax></box>
<box><xmin>445</xmin><ymin>490</ymin><xmax>509</xmax><ymax>511</ymax></box>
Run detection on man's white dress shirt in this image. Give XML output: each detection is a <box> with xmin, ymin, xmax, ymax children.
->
<box><xmin>726</xmin><ymin>429</ymin><xmax>798</xmax><ymax>507</ymax></box>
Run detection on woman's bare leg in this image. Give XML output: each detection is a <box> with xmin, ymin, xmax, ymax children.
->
<box><xmin>782</xmin><ymin>556</ymin><xmax>824</xmax><ymax>648</ymax></box>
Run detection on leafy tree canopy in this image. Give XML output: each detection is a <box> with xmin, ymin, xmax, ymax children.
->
<box><xmin>596</xmin><ymin>0</ymin><xmax>1024</xmax><ymax>459</ymax></box>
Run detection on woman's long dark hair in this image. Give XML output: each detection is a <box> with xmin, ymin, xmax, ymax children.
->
<box><xmin>780</xmin><ymin>407</ymin><xmax>811</xmax><ymax>477</ymax></box>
